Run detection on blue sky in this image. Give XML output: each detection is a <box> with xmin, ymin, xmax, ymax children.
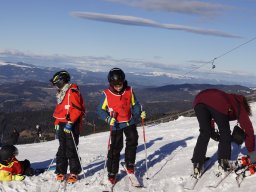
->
<box><xmin>0</xmin><ymin>0</ymin><xmax>256</xmax><ymax>82</ymax></box>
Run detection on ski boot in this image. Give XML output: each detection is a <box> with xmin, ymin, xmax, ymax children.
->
<box><xmin>56</xmin><ymin>174</ymin><xmax>65</xmax><ymax>182</ymax></box>
<box><xmin>126</xmin><ymin>163</ymin><xmax>135</xmax><ymax>174</ymax></box>
<box><xmin>108</xmin><ymin>173</ymin><xmax>117</xmax><ymax>185</ymax></box>
<box><xmin>218</xmin><ymin>159</ymin><xmax>232</xmax><ymax>172</ymax></box>
<box><xmin>192</xmin><ymin>163</ymin><xmax>203</xmax><ymax>179</ymax></box>
<box><xmin>67</xmin><ymin>174</ymin><xmax>78</xmax><ymax>184</ymax></box>
<box><xmin>127</xmin><ymin>167</ymin><xmax>135</xmax><ymax>174</ymax></box>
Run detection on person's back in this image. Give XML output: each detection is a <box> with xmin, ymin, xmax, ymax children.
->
<box><xmin>193</xmin><ymin>89</ymin><xmax>232</xmax><ymax>113</ymax></box>
<box><xmin>191</xmin><ymin>88</ymin><xmax>255</xmax><ymax>178</ymax></box>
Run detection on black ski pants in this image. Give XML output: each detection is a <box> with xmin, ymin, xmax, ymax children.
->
<box><xmin>107</xmin><ymin>124</ymin><xmax>139</xmax><ymax>174</ymax></box>
<box><xmin>55</xmin><ymin>122</ymin><xmax>81</xmax><ymax>175</ymax></box>
<box><xmin>192</xmin><ymin>104</ymin><xmax>231</xmax><ymax>164</ymax></box>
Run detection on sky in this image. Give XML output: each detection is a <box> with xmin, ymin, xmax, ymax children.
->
<box><xmin>0</xmin><ymin>0</ymin><xmax>256</xmax><ymax>80</ymax></box>
<box><xmin>2</xmin><ymin>102</ymin><xmax>256</xmax><ymax>191</ymax></box>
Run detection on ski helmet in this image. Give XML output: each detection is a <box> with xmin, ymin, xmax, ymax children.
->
<box><xmin>108</xmin><ymin>68</ymin><xmax>125</xmax><ymax>86</ymax></box>
<box><xmin>50</xmin><ymin>70</ymin><xmax>70</xmax><ymax>88</ymax></box>
<box><xmin>0</xmin><ymin>145</ymin><xmax>18</xmax><ymax>162</ymax></box>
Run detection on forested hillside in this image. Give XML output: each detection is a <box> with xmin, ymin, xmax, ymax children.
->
<box><xmin>0</xmin><ymin>80</ymin><xmax>254</xmax><ymax>144</ymax></box>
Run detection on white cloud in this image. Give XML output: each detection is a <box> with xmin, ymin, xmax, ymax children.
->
<box><xmin>0</xmin><ymin>49</ymin><xmax>27</xmax><ymax>56</ymax></box>
<box><xmin>70</xmin><ymin>12</ymin><xmax>240</xmax><ymax>38</ymax></box>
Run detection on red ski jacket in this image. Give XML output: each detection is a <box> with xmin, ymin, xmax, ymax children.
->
<box><xmin>53</xmin><ymin>84</ymin><xmax>85</xmax><ymax>128</ymax></box>
<box><xmin>193</xmin><ymin>88</ymin><xmax>255</xmax><ymax>152</ymax></box>
<box><xmin>0</xmin><ymin>158</ymin><xmax>23</xmax><ymax>181</ymax></box>
<box><xmin>11</xmin><ymin>158</ymin><xmax>23</xmax><ymax>174</ymax></box>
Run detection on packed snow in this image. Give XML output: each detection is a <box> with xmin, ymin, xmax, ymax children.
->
<box><xmin>2</xmin><ymin>103</ymin><xmax>256</xmax><ymax>192</ymax></box>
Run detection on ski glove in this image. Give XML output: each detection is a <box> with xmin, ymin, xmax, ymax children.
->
<box><xmin>141</xmin><ymin>111</ymin><xmax>146</xmax><ymax>120</ymax></box>
<box><xmin>106</xmin><ymin>116</ymin><xmax>116</xmax><ymax>126</ymax></box>
<box><xmin>64</xmin><ymin>123</ymin><xmax>73</xmax><ymax>134</ymax></box>
<box><xmin>12</xmin><ymin>174</ymin><xmax>25</xmax><ymax>181</ymax></box>
<box><xmin>55</xmin><ymin>125</ymin><xmax>59</xmax><ymax>131</ymax></box>
<box><xmin>210</xmin><ymin>128</ymin><xmax>220</xmax><ymax>142</ymax></box>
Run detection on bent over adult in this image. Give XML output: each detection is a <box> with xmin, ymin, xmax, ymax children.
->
<box><xmin>191</xmin><ymin>88</ymin><xmax>255</xmax><ymax>177</ymax></box>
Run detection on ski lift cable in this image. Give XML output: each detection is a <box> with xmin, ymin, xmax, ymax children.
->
<box><xmin>214</xmin><ymin>36</ymin><xmax>256</xmax><ymax>61</ymax></box>
<box><xmin>183</xmin><ymin>36</ymin><xmax>256</xmax><ymax>77</ymax></box>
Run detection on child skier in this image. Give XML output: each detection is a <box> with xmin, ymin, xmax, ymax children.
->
<box><xmin>50</xmin><ymin>70</ymin><xmax>85</xmax><ymax>184</ymax></box>
<box><xmin>97</xmin><ymin>68</ymin><xmax>146</xmax><ymax>184</ymax></box>
<box><xmin>0</xmin><ymin>145</ymin><xmax>34</xmax><ymax>181</ymax></box>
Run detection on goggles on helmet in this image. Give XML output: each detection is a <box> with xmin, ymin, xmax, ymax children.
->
<box><xmin>51</xmin><ymin>76</ymin><xmax>60</xmax><ymax>85</ymax></box>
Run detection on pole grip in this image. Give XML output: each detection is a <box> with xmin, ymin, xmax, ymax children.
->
<box><xmin>110</xmin><ymin>111</ymin><xmax>118</xmax><ymax>118</ymax></box>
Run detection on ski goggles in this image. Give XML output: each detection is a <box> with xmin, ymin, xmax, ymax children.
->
<box><xmin>50</xmin><ymin>76</ymin><xmax>61</xmax><ymax>85</ymax></box>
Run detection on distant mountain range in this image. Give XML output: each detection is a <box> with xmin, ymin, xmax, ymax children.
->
<box><xmin>1</xmin><ymin>61</ymin><xmax>255</xmax><ymax>87</ymax></box>
<box><xmin>0</xmin><ymin>60</ymin><xmax>255</xmax><ymax>144</ymax></box>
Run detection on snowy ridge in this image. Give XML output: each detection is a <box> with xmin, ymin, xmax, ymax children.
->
<box><xmin>140</xmin><ymin>71</ymin><xmax>193</xmax><ymax>80</ymax></box>
<box><xmin>2</xmin><ymin>102</ymin><xmax>256</xmax><ymax>191</ymax></box>
<box><xmin>0</xmin><ymin>61</ymin><xmax>34</xmax><ymax>68</ymax></box>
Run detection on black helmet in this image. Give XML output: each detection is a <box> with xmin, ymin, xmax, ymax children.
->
<box><xmin>0</xmin><ymin>145</ymin><xmax>18</xmax><ymax>162</ymax></box>
<box><xmin>108</xmin><ymin>68</ymin><xmax>125</xmax><ymax>86</ymax></box>
<box><xmin>50</xmin><ymin>70</ymin><xmax>70</xmax><ymax>88</ymax></box>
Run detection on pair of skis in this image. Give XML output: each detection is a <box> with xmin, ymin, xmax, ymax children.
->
<box><xmin>102</xmin><ymin>162</ymin><xmax>143</xmax><ymax>192</ymax></box>
<box><xmin>184</xmin><ymin>158</ymin><xmax>255</xmax><ymax>190</ymax></box>
<box><xmin>235</xmin><ymin>165</ymin><xmax>248</xmax><ymax>187</ymax></box>
<box><xmin>120</xmin><ymin>161</ymin><xmax>142</xmax><ymax>188</ymax></box>
<box><xmin>212</xmin><ymin>163</ymin><xmax>256</xmax><ymax>188</ymax></box>
<box><xmin>184</xmin><ymin>158</ymin><xmax>236</xmax><ymax>190</ymax></box>
<box><xmin>206</xmin><ymin>166</ymin><xmax>233</xmax><ymax>188</ymax></box>
<box><xmin>55</xmin><ymin>179</ymin><xmax>79</xmax><ymax>192</ymax></box>
<box><xmin>183</xmin><ymin>158</ymin><xmax>213</xmax><ymax>190</ymax></box>
<box><xmin>36</xmin><ymin>179</ymin><xmax>68</xmax><ymax>192</ymax></box>
<box><xmin>218</xmin><ymin>161</ymin><xmax>256</xmax><ymax>187</ymax></box>
<box><xmin>55</xmin><ymin>180</ymin><xmax>67</xmax><ymax>192</ymax></box>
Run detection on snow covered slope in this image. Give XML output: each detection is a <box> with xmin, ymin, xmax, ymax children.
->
<box><xmin>1</xmin><ymin>103</ymin><xmax>256</xmax><ymax>192</ymax></box>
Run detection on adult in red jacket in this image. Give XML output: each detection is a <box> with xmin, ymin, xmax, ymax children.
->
<box><xmin>50</xmin><ymin>70</ymin><xmax>85</xmax><ymax>184</ymax></box>
<box><xmin>192</xmin><ymin>88</ymin><xmax>255</xmax><ymax>176</ymax></box>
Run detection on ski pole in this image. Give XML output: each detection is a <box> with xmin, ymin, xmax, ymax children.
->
<box><xmin>45</xmin><ymin>126</ymin><xmax>59</xmax><ymax>174</ymax></box>
<box><xmin>101</xmin><ymin>125</ymin><xmax>113</xmax><ymax>184</ymax></box>
<box><xmin>46</xmin><ymin>156</ymin><xmax>55</xmax><ymax>172</ymax></box>
<box><xmin>141</xmin><ymin>106</ymin><xmax>149</xmax><ymax>179</ymax></box>
<box><xmin>42</xmin><ymin>153</ymin><xmax>56</xmax><ymax>181</ymax></box>
<box><xmin>71</xmin><ymin>131</ymin><xmax>86</xmax><ymax>179</ymax></box>
<box><xmin>101</xmin><ymin>111</ymin><xmax>117</xmax><ymax>184</ymax></box>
